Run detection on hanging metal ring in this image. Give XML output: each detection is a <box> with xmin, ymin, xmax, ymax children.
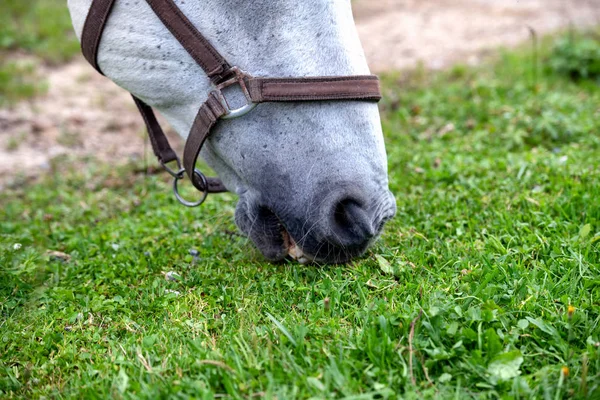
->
<box><xmin>172</xmin><ymin>168</ymin><xmax>209</xmax><ymax>207</ymax></box>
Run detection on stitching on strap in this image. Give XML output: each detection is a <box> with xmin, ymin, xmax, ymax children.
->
<box><xmin>145</xmin><ymin>0</ymin><xmax>229</xmax><ymax>78</ymax></box>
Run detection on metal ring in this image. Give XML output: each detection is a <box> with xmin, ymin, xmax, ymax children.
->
<box><xmin>172</xmin><ymin>169</ymin><xmax>209</xmax><ymax>207</ymax></box>
<box><xmin>160</xmin><ymin>157</ymin><xmax>183</xmax><ymax>178</ymax></box>
<box><xmin>213</xmin><ymin>67</ymin><xmax>258</xmax><ymax>120</ymax></box>
<box><xmin>221</xmin><ymin>102</ymin><xmax>257</xmax><ymax>120</ymax></box>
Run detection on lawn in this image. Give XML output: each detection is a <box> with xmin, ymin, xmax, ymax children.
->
<box><xmin>1</xmin><ymin>27</ymin><xmax>600</xmax><ymax>399</ymax></box>
<box><xmin>0</xmin><ymin>0</ymin><xmax>80</xmax><ymax>105</ymax></box>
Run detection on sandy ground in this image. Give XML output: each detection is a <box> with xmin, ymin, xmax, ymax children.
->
<box><xmin>1</xmin><ymin>0</ymin><xmax>598</xmax><ymax>188</ymax></box>
<box><xmin>355</xmin><ymin>0</ymin><xmax>599</xmax><ymax>71</ymax></box>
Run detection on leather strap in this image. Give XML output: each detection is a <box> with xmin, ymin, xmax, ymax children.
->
<box><xmin>183</xmin><ymin>92</ymin><xmax>228</xmax><ymax>191</ymax></box>
<box><xmin>144</xmin><ymin>0</ymin><xmax>232</xmax><ymax>82</ymax></box>
<box><xmin>183</xmin><ymin>76</ymin><xmax>381</xmax><ymax>190</ymax></box>
<box><xmin>80</xmin><ymin>0</ymin><xmax>384</xmax><ymax>201</ymax></box>
<box><xmin>132</xmin><ymin>96</ymin><xmax>179</xmax><ymax>164</ymax></box>
<box><xmin>81</xmin><ymin>0</ymin><xmax>182</xmax><ymax>172</ymax></box>
<box><xmin>81</xmin><ymin>0</ymin><xmax>117</xmax><ymax>73</ymax></box>
<box><xmin>247</xmin><ymin>76</ymin><xmax>381</xmax><ymax>102</ymax></box>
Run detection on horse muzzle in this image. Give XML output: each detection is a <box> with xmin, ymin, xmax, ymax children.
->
<box><xmin>235</xmin><ymin>182</ymin><xmax>396</xmax><ymax>264</ymax></box>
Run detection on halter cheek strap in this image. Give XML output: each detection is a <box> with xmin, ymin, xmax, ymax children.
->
<box><xmin>81</xmin><ymin>0</ymin><xmax>382</xmax><ymax>206</ymax></box>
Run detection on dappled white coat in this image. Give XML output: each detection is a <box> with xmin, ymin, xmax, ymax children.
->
<box><xmin>68</xmin><ymin>0</ymin><xmax>395</xmax><ymax>263</ymax></box>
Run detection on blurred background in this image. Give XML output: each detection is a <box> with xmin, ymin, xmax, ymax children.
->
<box><xmin>0</xmin><ymin>0</ymin><xmax>599</xmax><ymax>189</ymax></box>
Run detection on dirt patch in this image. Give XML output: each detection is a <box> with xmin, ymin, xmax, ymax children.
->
<box><xmin>354</xmin><ymin>0</ymin><xmax>600</xmax><ymax>72</ymax></box>
<box><xmin>1</xmin><ymin>0</ymin><xmax>598</xmax><ymax>189</ymax></box>
<box><xmin>0</xmin><ymin>61</ymin><xmax>182</xmax><ymax>189</ymax></box>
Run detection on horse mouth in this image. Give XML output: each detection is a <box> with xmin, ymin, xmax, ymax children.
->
<box><xmin>235</xmin><ymin>190</ymin><xmax>396</xmax><ymax>264</ymax></box>
<box><xmin>283</xmin><ymin>231</ymin><xmax>315</xmax><ymax>264</ymax></box>
<box><xmin>236</xmin><ymin>204</ymin><xmax>370</xmax><ymax>265</ymax></box>
<box><xmin>235</xmin><ymin>200</ymin><xmax>316</xmax><ymax>263</ymax></box>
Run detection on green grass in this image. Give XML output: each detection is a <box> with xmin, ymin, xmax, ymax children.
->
<box><xmin>548</xmin><ymin>32</ymin><xmax>600</xmax><ymax>81</ymax></box>
<box><xmin>1</xmin><ymin>37</ymin><xmax>600</xmax><ymax>399</ymax></box>
<box><xmin>0</xmin><ymin>0</ymin><xmax>80</xmax><ymax>105</ymax></box>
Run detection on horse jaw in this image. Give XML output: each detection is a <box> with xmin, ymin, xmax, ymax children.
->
<box><xmin>67</xmin><ymin>0</ymin><xmax>396</xmax><ymax>263</ymax></box>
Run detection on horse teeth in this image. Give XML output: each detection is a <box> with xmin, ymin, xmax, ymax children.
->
<box><xmin>288</xmin><ymin>243</ymin><xmax>304</xmax><ymax>260</ymax></box>
<box><xmin>297</xmin><ymin>256</ymin><xmax>311</xmax><ymax>265</ymax></box>
<box><xmin>288</xmin><ymin>242</ymin><xmax>314</xmax><ymax>264</ymax></box>
<box><xmin>285</xmin><ymin>231</ymin><xmax>315</xmax><ymax>264</ymax></box>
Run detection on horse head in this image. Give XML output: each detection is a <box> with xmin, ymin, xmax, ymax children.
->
<box><xmin>68</xmin><ymin>0</ymin><xmax>396</xmax><ymax>263</ymax></box>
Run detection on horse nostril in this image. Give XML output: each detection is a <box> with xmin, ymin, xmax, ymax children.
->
<box><xmin>333</xmin><ymin>199</ymin><xmax>355</xmax><ymax>229</ymax></box>
<box><xmin>330</xmin><ymin>197</ymin><xmax>376</xmax><ymax>245</ymax></box>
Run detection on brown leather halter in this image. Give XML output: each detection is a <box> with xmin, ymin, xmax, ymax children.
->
<box><xmin>81</xmin><ymin>0</ymin><xmax>382</xmax><ymax>207</ymax></box>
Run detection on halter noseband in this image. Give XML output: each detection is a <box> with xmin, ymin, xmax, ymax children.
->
<box><xmin>81</xmin><ymin>0</ymin><xmax>382</xmax><ymax>207</ymax></box>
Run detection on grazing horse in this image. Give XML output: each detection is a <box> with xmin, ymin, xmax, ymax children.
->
<box><xmin>67</xmin><ymin>0</ymin><xmax>396</xmax><ymax>263</ymax></box>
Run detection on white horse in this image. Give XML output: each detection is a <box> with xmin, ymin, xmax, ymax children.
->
<box><xmin>68</xmin><ymin>0</ymin><xmax>396</xmax><ymax>263</ymax></box>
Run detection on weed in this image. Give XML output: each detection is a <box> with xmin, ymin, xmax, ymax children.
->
<box><xmin>0</xmin><ymin>59</ymin><xmax>45</xmax><ymax>106</ymax></box>
<box><xmin>56</xmin><ymin>127</ymin><xmax>83</xmax><ymax>148</ymax></box>
<box><xmin>0</xmin><ymin>0</ymin><xmax>79</xmax><ymax>63</ymax></box>
<box><xmin>4</xmin><ymin>131</ymin><xmax>27</xmax><ymax>151</ymax></box>
<box><xmin>0</xmin><ymin>0</ymin><xmax>79</xmax><ymax>104</ymax></box>
<box><xmin>548</xmin><ymin>31</ymin><xmax>600</xmax><ymax>81</ymax></box>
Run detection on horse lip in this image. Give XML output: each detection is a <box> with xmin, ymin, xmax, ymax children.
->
<box><xmin>278</xmin><ymin>218</ymin><xmax>314</xmax><ymax>264</ymax></box>
<box><xmin>253</xmin><ymin>203</ymin><xmax>316</xmax><ymax>264</ymax></box>
<box><xmin>284</xmin><ymin>232</ymin><xmax>315</xmax><ymax>264</ymax></box>
<box><xmin>236</xmin><ymin>197</ymin><xmax>314</xmax><ymax>263</ymax></box>
<box><xmin>236</xmin><ymin>192</ymin><xmax>392</xmax><ymax>264</ymax></box>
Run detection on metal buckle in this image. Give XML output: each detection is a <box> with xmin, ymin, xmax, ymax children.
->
<box><xmin>214</xmin><ymin>67</ymin><xmax>257</xmax><ymax>120</ymax></box>
<box><xmin>172</xmin><ymin>168</ymin><xmax>209</xmax><ymax>208</ymax></box>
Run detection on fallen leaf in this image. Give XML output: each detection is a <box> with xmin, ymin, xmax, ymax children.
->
<box><xmin>579</xmin><ymin>224</ymin><xmax>591</xmax><ymax>240</ymax></box>
<box><xmin>375</xmin><ymin>255</ymin><xmax>394</xmax><ymax>275</ymax></box>
<box><xmin>46</xmin><ymin>250</ymin><xmax>71</xmax><ymax>262</ymax></box>
<box><xmin>488</xmin><ymin>350</ymin><xmax>523</xmax><ymax>383</ymax></box>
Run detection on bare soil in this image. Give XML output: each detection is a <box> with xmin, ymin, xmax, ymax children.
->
<box><xmin>354</xmin><ymin>0</ymin><xmax>600</xmax><ymax>72</ymax></box>
<box><xmin>1</xmin><ymin>0</ymin><xmax>598</xmax><ymax>188</ymax></box>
